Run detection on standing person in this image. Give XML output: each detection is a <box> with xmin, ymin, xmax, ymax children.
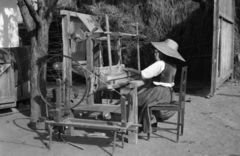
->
<box><xmin>124</xmin><ymin>39</ymin><xmax>185</xmax><ymax>133</ymax></box>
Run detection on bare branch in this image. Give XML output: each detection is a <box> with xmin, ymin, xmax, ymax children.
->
<box><xmin>17</xmin><ymin>0</ymin><xmax>36</xmax><ymax>31</ymax></box>
<box><xmin>23</xmin><ymin>0</ymin><xmax>42</xmax><ymax>26</ymax></box>
<box><xmin>37</xmin><ymin>0</ymin><xmax>45</xmax><ymax>20</ymax></box>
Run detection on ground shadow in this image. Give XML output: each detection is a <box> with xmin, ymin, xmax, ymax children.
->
<box><xmin>12</xmin><ymin>118</ymin><xmax>49</xmax><ymax>148</ymax></box>
<box><xmin>28</xmin><ymin>125</ymin><xmax>123</xmax><ymax>156</ymax></box>
<box><xmin>217</xmin><ymin>93</ymin><xmax>240</xmax><ymax>98</ymax></box>
<box><xmin>0</xmin><ymin>100</ymin><xmax>30</xmax><ymax>118</ymax></box>
<box><xmin>173</xmin><ymin>80</ymin><xmax>211</xmax><ymax>98</ymax></box>
<box><xmin>138</xmin><ymin>130</ymin><xmax>177</xmax><ymax>143</ymax></box>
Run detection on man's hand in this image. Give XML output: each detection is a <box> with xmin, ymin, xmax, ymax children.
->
<box><xmin>123</xmin><ymin>67</ymin><xmax>131</xmax><ymax>72</ymax></box>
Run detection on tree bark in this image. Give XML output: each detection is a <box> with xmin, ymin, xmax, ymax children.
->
<box><xmin>29</xmin><ymin>20</ymin><xmax>49</xmax><ymax>129</ymax></box>
<box><xmin>18</xmin><ymin>0</ymin><xmax>58</xmax><ymax>129</ymax></box>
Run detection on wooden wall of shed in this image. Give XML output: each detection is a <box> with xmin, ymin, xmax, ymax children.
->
<box><xmin>0</xmin><ymin>50</ymin><xmax>16</xmax><ymax>106</ymax></box>
<box><xmin>219</xmin><ymin>20</ymin><xmax>233</xmax><ymax>76</ymax></box>
<box><xmin>234</xmin><ymin>0</ymin><xmax>240</xmax><ymax>79</ymax></box>
<box><xmin>219</xmin><ymin>0</ymin><xmax>234</xmax><ymax>18</ymax></box>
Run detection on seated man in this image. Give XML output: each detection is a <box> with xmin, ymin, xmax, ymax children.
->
<box><xmin>124</xmin><ymin>39</ymin><xmax>185</xmax><ymax>133</ymax></box>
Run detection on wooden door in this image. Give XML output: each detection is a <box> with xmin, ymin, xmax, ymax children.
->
<box><xmin>211</xmin><ymin>0</ymin><xmax>235</xmax><ymax>96</ymax></box>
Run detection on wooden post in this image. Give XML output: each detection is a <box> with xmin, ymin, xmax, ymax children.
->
<box><xmin>136</xmin><ymin>22</ymin><xmax>141</xmax><ymax>71</ymax></box>
<box><xmin>62</xmin><ymin>11</ymin><xmax>71</xmax><ymax>104</ymax></box>
<box><xmin>61</xmin><ymin>11</ymin><xmax>74</xmax><ymax>135</ymax></box>
<box><xmin>210</xmin><ymin>0</ymin><xmax>219</xmax><ymax>96</ymax></box>
<box><xmin>121</xmin><ymin>96</ymin><xmax>127</xmax><ymax>127</ymax></box>
<box><xmin>86</xmin><ymin>37</ymin><xmax>94</xmax><ymax>105</ymax></box>
<box><xmin>65</xmin><ymin>78</ymin><xmax>74</xmax><ymax>135</ymax></box>
<box><xmin>55</xmin><ymin>79</ymin><xmax>62</xmax><ymax>123</ymax></box>
<box><xmin>99</xmin><ymin>42</ymin><xmax>103</xmax><ymax>67</ymax></box>
<box><xmin>127</xmin><ymin>95</ymin><xmax>133</xmax><ymax>124</ymax></box>
<box><xmin>105</xmin><ymin>14</ymin><xmax>112</xmax><ymax>75</ymax></box>
<box><xmin>128</xmin><ymin>82</ymin><xmax>138</xmax><ymax>144</ymax></box>
<box><xmin>117</xmin><ymin>38</ymin><xmax>122</xmax><ymax>64</ymax></box>
<box><xmin>231</xmin><ymin>0</ymin><xmax>235</xmax><ymax>80</ymax></box>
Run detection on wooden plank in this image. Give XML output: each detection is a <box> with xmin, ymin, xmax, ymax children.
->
<box><xmin>105</xmin><ymin>15</ymin><xmax>112</xmax><ymax>75</ymax></box>
<box><xmin>73</xmin><ymin>104</ymin><xmax>121</xmax><ymax>113</ymax></box>
<box><xmin>46</xmin><ymin>121</ymin><xmax>121</xmax><ymax>131</ymax></box>
<box><xmin>78</xmin><ymin>61</ymin><xmax>87</xmax><ymax>65</ymax></box>
<box><xmin>136</xmin><ymin>22</ymin><xmax>141</xmax><ymax>71</ymax></box>
<box><xmin>61</xmin><ymin>11</ymin><xmax>74</xmax><ymax>135</ymax></box>
<box><xmin>61</xmin><ymin>10</ymin><xmax>103</xmax><ymax>32</ymax></box>
<box><xmin>64</xmin><ymin>78</ymin><xmax>75</xmax><ymax>135</ymax></box>
<box><xmin>216</xmin><ymin>69</ymin><xmax>233</xmax><ymax>88</ymax></box>
<box><xmin>127</xmin><ymin>94</ymin><xmax>133</xmax><ymax>124</ymax></box>
<box><xmin>62</xmin><ymin>11</ymin><xmax>70</xmax><ymax>105</ymax></box>
<box><xmin>231</xmin><ymin>0</ymin><xmax>235</xmax><ymax>79</ymax></box>
<box><xmin>9</xmin><ymin>60</ymin><xmax>16</xmax><ymax>102</ymax></box>
<box><xmin>86</xmin><ymin>37</ymin><xmax>94</xmax><ymax>104</ymax></box>
<box><xmin>68</xmin><ymin>118</ymin><xmax>122</xmax><ymax>126</ymax></box>
<box><xmin>219</xmin><ymin>20</ymin><xmax>232</xmax><ymax>74</ymax></box>
<box><xmin>219</xmin><ymin>12</ymin><xmax>234</xmax><ymax>23</ymax></box>
<box><xmin>104</xmin><ymin>80</ymin><xmax>129</xmax><ymax>90</ymax></box>
<box><xmin>61</xmin><ymin>10</ymin><xmax>77</xmax><ymax>16</ymax></box>
<box><xmin>65</xmin><ymin>78</ymin><xmax>71</xmax><ymax>110</ymax></box>
<box><xmin>210</xmin><ymin>0</ymin><xmax>220</xmax><ymax>96</ymax></box>
<box><xmin>219</xmin><ymin>0</ymin><xmax>234</xmax><ymax>20</ymax></box>
<box><xmin>55</xmin><ymin>79</ymin><xmax>62</xmax><ymax>122</ymax></box>
<box><xmin>121</xmin><ymin>96</ymin><xmax>127</xmax><ymax>127</ymax></box>
<box><xmin>0</xmin><ymin>98</ymin><xmax>16</xmax><ymax>104</ymax></box>
<box><xmin>46</xmin><ymin>120</ymin><xmax>132</xmax><ymax>131</ymax></box>
<box><xmin>0</xmin><ymin>55</ymin><xmax>16</xmax><ymax>107</ymax></box>
<box><xmin>218</xmin><ymin>0</ymin><xmax>235</xmax><ymax>83</ymax></box>
<box><xmin>127</xmin><ymin>82</ymin><xmax>138</xmax><ymax>144</ymax></box>
<box><xmin>0</xmin><ymin>102</ymin><xmax>16</xmax><ymax>109</ymax></box>
<box><xmin>216</xmin><ymin>18</ymin><xmax>222</xmax><ymax>77</ymax></box>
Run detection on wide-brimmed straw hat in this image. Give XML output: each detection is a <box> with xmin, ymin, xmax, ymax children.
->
<box><xmin>151</xmin><ymin>39</ymin><xmax>185</xmax><ymax>62</ymax></box>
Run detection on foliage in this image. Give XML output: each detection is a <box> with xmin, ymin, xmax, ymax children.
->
<box><xmin>75</xmin><ymin>0</ymin><xmax>214</xmax><ymax>81</ymax></box>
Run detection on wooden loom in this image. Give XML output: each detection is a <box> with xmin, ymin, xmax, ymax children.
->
<box><xmin>44</xmin><ymin>10</ymin><xmax>146</xmax><ymax>154</ymax></box>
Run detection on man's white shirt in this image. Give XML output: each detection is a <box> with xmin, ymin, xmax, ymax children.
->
<box><xmin>141</xmin><ymin>60</ymin><xmax>174</xmax><ymax>87</ymax></box>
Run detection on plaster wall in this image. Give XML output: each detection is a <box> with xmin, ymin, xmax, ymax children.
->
<box><xmin>0</xmin><ymin>0</ymin><xmax>19</xmax><ymax>48</ymax></box>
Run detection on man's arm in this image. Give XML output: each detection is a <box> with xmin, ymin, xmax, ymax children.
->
<box><xmin>124</xmin><ymin>67</ymin><xmax>141</xmax><ymax>76</ymax></box>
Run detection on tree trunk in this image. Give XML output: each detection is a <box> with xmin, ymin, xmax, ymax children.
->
<box><xmin>17</xmin><ymin>0</ymin><xmax>58</xmax><ymax>129</ymax></box>
<box><xmin>30</xmin><ymin>23</ymin><xmax>49</xmax><ymax>129</ymax></box>
<box><xmin>29</xmin><ymin>20</ymin><xmax>49</xmax><ymax>129</ymax></box>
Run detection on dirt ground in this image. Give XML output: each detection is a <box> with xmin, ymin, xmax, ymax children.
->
<box><xmin>0</xmin><ymin>80</ymin><xmax>240</xmax><ymax>156</ymax></box>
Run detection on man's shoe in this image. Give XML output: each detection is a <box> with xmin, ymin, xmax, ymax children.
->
<box><xmin>151</xmin><ymin>122</ymin><xmax>157</xmax><ymax>132</ymax></box>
